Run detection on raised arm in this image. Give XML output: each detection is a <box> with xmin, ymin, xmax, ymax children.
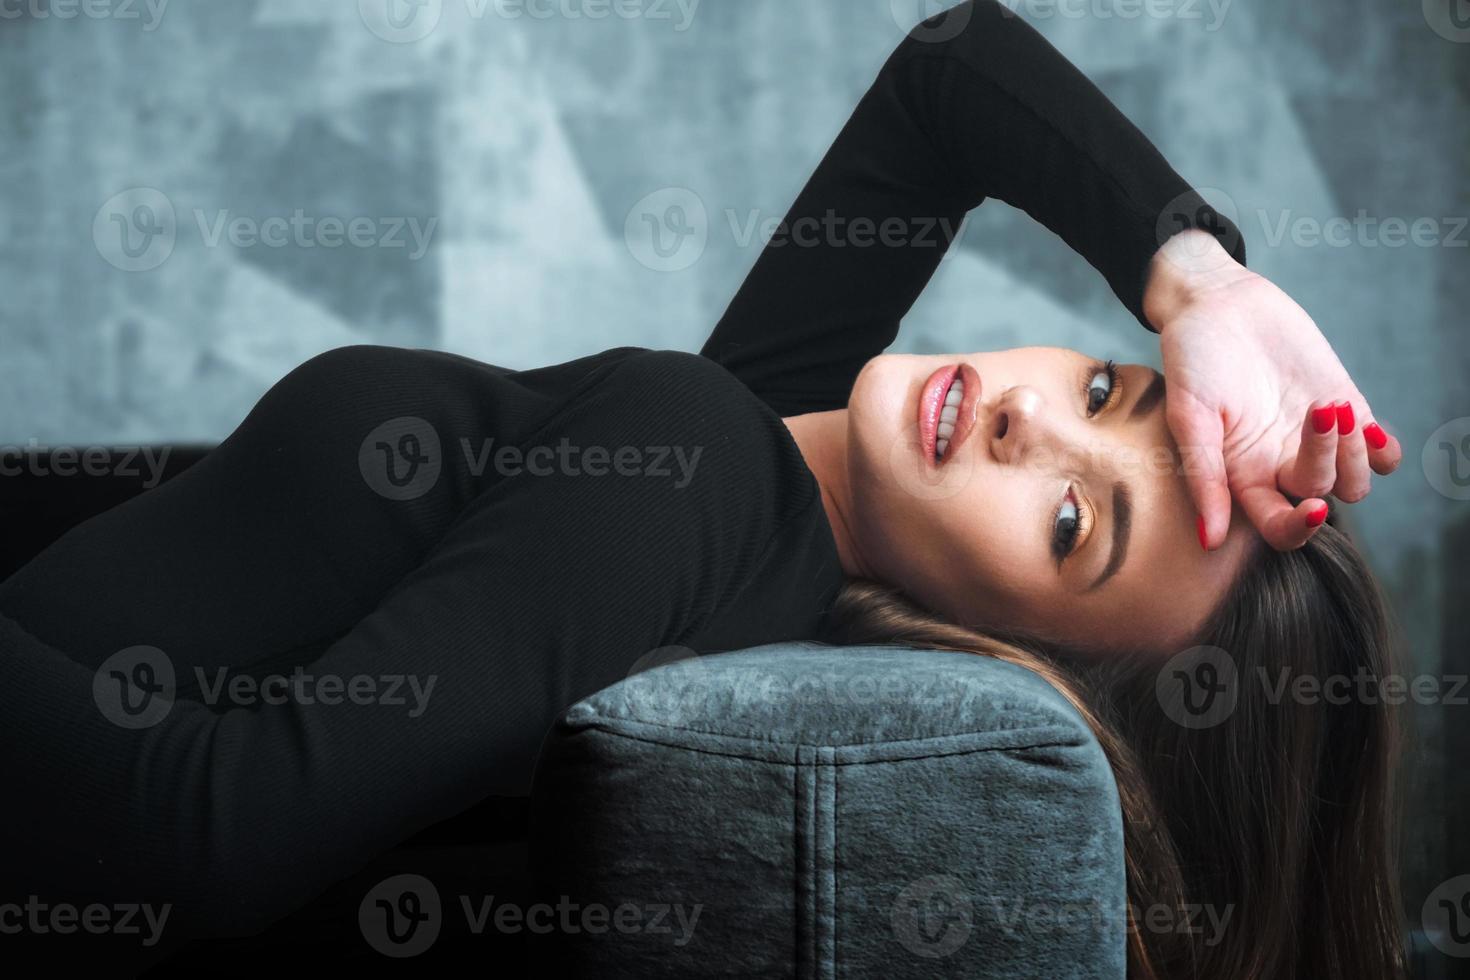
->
<box><xmin>700</xmin><ymin>0</ymin><xmax>1244</xmax><ymax>417</ymax></box>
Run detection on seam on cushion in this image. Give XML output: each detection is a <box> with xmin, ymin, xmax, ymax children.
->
<box><xmin>560</xmin><ymin>720</ymin><xmax>1089</xmax><ymax>766</ymax></box>
<box><xmin>795</xmin><ymin>745</ymin><xmax>837</xmax><ymax>980</ymax></box>
<box><xmin>796</xmin><ymin>757</ymin><xmax>814</xmax><ymax>980</ymax></box>
<box><xmin>575</xmin><ymin>692</ymin><xmax>1085</xmax><ymax>748</ymax></box>
<box><xmin>820</xmin><ymin>747</ymin><xmax>836</xmax><ymax>980</ymax></box>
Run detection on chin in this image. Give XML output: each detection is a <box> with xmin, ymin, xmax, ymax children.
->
<box><xmin>849</xmin><ymin>353</ymin><xmax>928</xmax><ymax>444</ymax></box>
<box><xmin>845</xmin><ymin>354</ymin><xmax>944</xmax><ymax>587</ymax></box>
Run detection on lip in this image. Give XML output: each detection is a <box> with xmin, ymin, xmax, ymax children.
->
<box><xmin>918</xmin><ymin>362</ymin><xmax>981</xmax><ymax>465</ymax></box>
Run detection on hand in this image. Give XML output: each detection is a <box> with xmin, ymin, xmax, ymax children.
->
<box><xmin>1143</xmin><ymin>231</ymin><xmax>1402</xmax><ymax>551</ymax></box>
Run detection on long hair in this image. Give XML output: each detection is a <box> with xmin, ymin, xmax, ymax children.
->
<box><xmin>819</xmin><ymin>509</ymin><xmax>1406</xmax><ymax>979</ymax></box>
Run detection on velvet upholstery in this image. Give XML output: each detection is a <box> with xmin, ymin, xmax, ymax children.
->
<box><xmin>529</xmin><ymin>642</ymin><xmax>1127</xmax><ymax>978</ymax></box>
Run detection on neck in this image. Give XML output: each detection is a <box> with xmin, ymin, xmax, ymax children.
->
<box><xmin>782</xmin><ymin>410</ymin><xmax>873</xmax><ymax>580</ymax></box>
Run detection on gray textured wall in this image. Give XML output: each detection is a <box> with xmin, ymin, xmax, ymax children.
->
<box><xmin>2</xmin><ymin>0</ymin><xmax>1466</xmax><ymax>963</ymax></box>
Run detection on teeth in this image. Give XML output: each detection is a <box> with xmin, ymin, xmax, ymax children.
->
<box><xmin>935</xmin><ymin>373</ymin><xmax>965</xmax><ymax>460</ymax></box>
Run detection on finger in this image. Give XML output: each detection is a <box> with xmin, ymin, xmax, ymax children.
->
<box><xmin>1332</xmin><ymin>401</ymin><xmax>1372</xmax><ymax>503</ymax></box>
<box><xmin>1238</xmin><ymin>484</ymin><xmax>1330</xmax><ymax>551</ymax></box>
<box><xmin>1279</xmin><ymin>399</ymin><xmax>1339</xmax><ymax>499</ymax></box>
<box><xmin>1167</xmin><ymin>395</ymin><xmax>1231</xmax><ymax>551</ymax></box>
<box><xmin>1360</xmin><ymin>416</ymin><xmax>1402</xmax><ymax>476</ymax></box>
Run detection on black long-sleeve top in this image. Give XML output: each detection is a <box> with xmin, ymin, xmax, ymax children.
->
<box><xmin>0</xmin><ymin>0</ymin><xmax>1243</xmax><ymax>948</ymax></box>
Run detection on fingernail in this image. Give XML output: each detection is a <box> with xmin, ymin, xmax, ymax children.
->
<box><xmin>1197</xmin><ymin>514</ymin><xmax>1209</xmax><ymax>551</ymax></box>
<box><xmin>1312</xmin><ymin>405</ymin><xmax>1337</xmax><ymax>434</ymax></box>
<box><xmin>1335</xmin><ymin>401</ymin><xmax>1355</xmax><ymax>435</ymax></box>
<box><xmin>1364</xmin><ymin>422</ymin><xmax>1388</xmax><ymax>450</ymax></box>
<box><xmin>1306</xmin><ymin>502</ymin><xmax>1329</xmax><ymax>528</ymax></box>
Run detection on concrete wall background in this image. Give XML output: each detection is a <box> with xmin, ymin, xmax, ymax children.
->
<box><xmin>2</xmin><ymin>0</ymin><xmax>1466</xmax><ymax>959</ymax></box>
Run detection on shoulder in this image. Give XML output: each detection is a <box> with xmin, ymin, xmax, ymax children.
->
<box><xmin>559</xmin><ymin>348</ymin><xmax>821</xmax><ymax>527</ymax></box>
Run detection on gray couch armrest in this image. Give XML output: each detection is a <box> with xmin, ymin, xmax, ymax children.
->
<box><xmin>529</xmin><ymin>642</ymin><xmax>1127</xmax><ymax>979</ymax></box>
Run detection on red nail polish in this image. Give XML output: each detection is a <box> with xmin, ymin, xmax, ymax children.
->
<box><xmin>1196</xmin><ymin>515</ymin><xmax>1209</xmax><ymax>551</ymax></box>
<box><xmin>1306</xmin><ymin>503</ymin><xmax>1329</xmax><ymax>528</ymax></box>
<box><xmin>1364</xmin><ymin>422</ymin><xmax>1388</xmax><ymax>450</ymax></box>
<box><xmin>1312</xmin><ymin>405</ymin><xmax>1337</xmax><ymax>434</ymax></box>
<box><xmin>1335</xmin><ymin>401</ymin><xmax>1355</xmax><ymax>435</ymax></box>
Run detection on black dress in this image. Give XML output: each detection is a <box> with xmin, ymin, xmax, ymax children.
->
<box><xmin>0</xmin><ymin>0</ymin><xmax>1243</xmax><ymax>942</ymax></box>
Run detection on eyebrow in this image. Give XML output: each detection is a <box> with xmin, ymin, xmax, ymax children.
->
<box><xmin>1086</xmin><ymin>482</ymin><xmax>1131</xmax><ymax>592</ymax></box>
<box><xmin>1129</xmin><ymin>368</ymin><xmax>1166</xmax><ymax>420</ymax></box>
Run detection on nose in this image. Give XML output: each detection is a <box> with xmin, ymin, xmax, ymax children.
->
<box><xmin>988</xmin><ymin>385</ymin><xmax>1050</xmax><ymax>465</ymax></box>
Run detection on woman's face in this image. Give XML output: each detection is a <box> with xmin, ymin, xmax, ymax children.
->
<box><xmin>846</xmin><ymin>347</ymin><xmax>1259</xmax><ymax>655</ymax></box>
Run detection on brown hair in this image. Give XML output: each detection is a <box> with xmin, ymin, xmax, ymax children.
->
<box><xmin>819</xmin><ymin>510</ymin><xmax>1407</xmax><ymax>979</ymax></box>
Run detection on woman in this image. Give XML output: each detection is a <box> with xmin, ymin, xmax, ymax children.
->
<box><xmin>1</xmin><ymin>1</ymin><xmax>1406</xmax><ymax>976</ymax></box>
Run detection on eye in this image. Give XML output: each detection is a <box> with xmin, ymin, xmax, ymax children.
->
<box><xmin>1051</xmin><ymin>485</ymin><xmax>1092</xmax><ymax>566</ymax></box>
<box><xmin>1084</xmin><ymin>360</ymin><xmax>1121</xmax><ymax>416</ymax></box>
